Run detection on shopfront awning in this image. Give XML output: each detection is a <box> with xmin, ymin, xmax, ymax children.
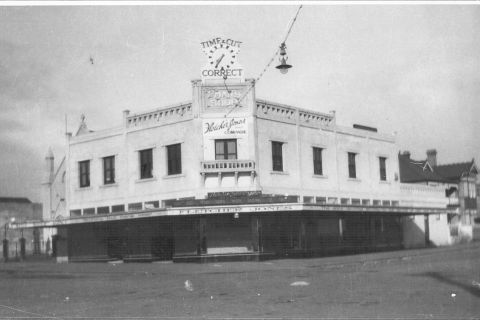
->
<box><xmin>10</xmin><ymin>203</ymin><xmax>448</xmax><ymax>229</ymax></box>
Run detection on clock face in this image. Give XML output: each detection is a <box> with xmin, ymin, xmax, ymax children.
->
<box><xmin>208</xmin><ymin>44</ymin><xmax>236</xmax><ymax>70</ymax></box>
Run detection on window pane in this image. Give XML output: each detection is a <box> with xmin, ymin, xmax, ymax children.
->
<box><xmin>140</xmin><ymin>149</ymin><xmax>153</xmax><ymax>179</ymax></box>
<box><xmin>313</xmin><ymin>147</ymin><xmax>323</xmax><ymax>175</ymax></box>
<box><xmin>215</xmin><ymin>141</ymin><xmax>225</xmax><ymax>159</ymax></box>
<box><xmin>103</xmin><ymin>156</ymin><xmax>115</xmax><ymax>184</ymax></box>
<box><xmin>79</xmin><ymin>160</ymin><xmax>90</xmax><ymax>187</ymax></box>
<box><xmin>167</xmin><ymin>144</ymin><xmax>182</xmax><ymax>175</ymax></box>
<box><xmin>227</xmin><ymin>140</ymin><xmax>236</xmax><ymax>154</ymax></box>
<box><xmin>379</xmin><ymin>157</ymin><xmax>387</xmax><ymax>181</ymax></box>
<box><xmin>272</xmin><ymin>141</ymin><xmax>283</xmax><ymax>171</ymax></box>
<box><xmin>215</xmin><ymin>139</ymin><xmax>237</xmax><ymax>160</ymax></box>
<box><xmin>348</xmin><ymin>152</ymin><xmax>356</xmax><ymax>179</ymax></box>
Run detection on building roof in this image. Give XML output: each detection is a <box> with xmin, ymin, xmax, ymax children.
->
<box><xmin>399</xmin><ymin>153</ymin><xmax>477</xmax><ymax>183</ymax></box>
<box><xmin>0</xmin><ymin>197</ymin><xmax>31</xmax><ymax>204</ymax></box>
<box><xmin>398</xmin><ymin>153</ymin><xmax>445</xmax><ymax>183</ymax></box>
<box><xmin>434</xmin><ymin>161</ymin><xmax>477</xmax><ymax>181</ymax></box>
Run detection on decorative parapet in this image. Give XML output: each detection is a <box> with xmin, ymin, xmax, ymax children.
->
<box><xmin>399</xmin><ymin>183</ymin><xmax>448</xmax><ymax>208</ymax></box>
<box><xmin>126</xmin><ymin>102</ymin><xmax>193</xmax><ymax>129</ymax></box>
<box><xmin>256</xmin><ymin>99</ymin><xmax>335</xmax><ymax>128</ymax></box>
<box><xmin>200</xmin><ymin>160</ymin><xmax>255</xmax><ymax>173</ymax></box>
<box><xmin>400</xmin><ymin>183</ymin><xmax>446</xmax><ymax>194</ymax></box>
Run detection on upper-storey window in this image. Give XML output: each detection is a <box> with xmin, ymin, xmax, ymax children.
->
<box><xmin>79</xmin><ymin>160</ymin><xmax>90</xmax><ymax>188</ymax></box>
<box><xmin>313</xmin><ymin>147</ymin><xmax>323</xmax><ymax>175</ymax></box>
<box><xmin>167</xmin><ymin>143</ymin><xmax>182</xmax><ymax>175</ymax></box>
<box><xmin>215</xmin><ymin>139</ymin><xmax>237</xmax><ymax>160</ymax></box>
<box><xmin>272</xmin><ymin>141</ymin><xmax>284</xmax><ymax>172</ymax></box>
<box><xmin>139</xmin><ymin>149</ymin><xmax>153</xmax><ymax>179</ymax></box>
<box><xmin>103</xmin><ymin>156</ymin><xmax>115</xmax><ymax>184</ymax></box>
<box><xmin>379</xmin><ymin>156</ymin><xmax>387</xmax><ymax>181</ymax></box>
<box><xmin>348</xmin><ymin>152</ymin><xmax>357</xmax><ymax>179</ymax></box>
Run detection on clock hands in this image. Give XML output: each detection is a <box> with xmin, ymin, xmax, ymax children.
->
<box><xmin>215</xmin><ymin>54</ymin><xmax>225</xmax><ymax>68</ymax></box>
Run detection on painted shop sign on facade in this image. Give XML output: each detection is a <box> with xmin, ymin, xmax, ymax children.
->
<box><xmin>176</xmin><ymin>204</ymin><xmax>296</xmax><ymax>216</ymax></box>
<box><xmin>203</xmin><ymin>117</ymin><xmax>247</xmax><ymax>136</ymax></box>
<box><xmin>204</xmin><ymin>88</ymin><xmax>242</xmax><ymax>108</ymax></box>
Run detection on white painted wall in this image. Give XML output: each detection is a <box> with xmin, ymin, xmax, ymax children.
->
<box><xmin>65</xmin><ymin>78</ymin><xmax>449</xmax><ymax>217</ymax></box>
<box><xmin>403</xmin><ymin>214</ymin><xmax>451</xmax><ymax>248</ymax></box>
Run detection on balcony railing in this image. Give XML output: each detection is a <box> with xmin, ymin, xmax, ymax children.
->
<box><xmin>200</xmin><ymin>160</ymin><xmax>256</xmax><ymax>173</ymax></box>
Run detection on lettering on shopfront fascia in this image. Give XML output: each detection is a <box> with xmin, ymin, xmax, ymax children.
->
<box><xmin>203</xmin><ymin>117</ymin><xmax>247</xmax><ymax>136</ymax></box>
<box><xmin>177</xmin><ymin>205</ymin><xmax>294</xmax><ymax>216</ymax></box>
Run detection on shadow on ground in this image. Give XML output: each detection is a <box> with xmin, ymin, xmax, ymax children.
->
<box><xmin>412</xmin><ymin>271</ymin><xmax>480</xmax><ymax>298</ymax></box>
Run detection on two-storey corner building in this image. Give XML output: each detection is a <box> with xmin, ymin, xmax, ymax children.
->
<box><xmin>15</xmin><ymin>38</ymin><xmax>451</xmax><ymax>263</ymax></box>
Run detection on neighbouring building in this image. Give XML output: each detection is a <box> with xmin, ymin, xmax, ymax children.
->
<box><xmin>0</xmin><ymin>197</ymin><xmax>43</xmax><ymax>258</ymax></box>
<box><xmin>13</xmin><ymin>37</ymin><xmax>454</xmax><ymax>263</ymax></box>
<box><xmin>399</xmin><ymin>149</ymin><xmax>478</xmax><ymax>242</ymax></box>
<box><xmin>42</xmin><ymin>147</ymin><xmax>66</xmax><ymax>253</ymax></box>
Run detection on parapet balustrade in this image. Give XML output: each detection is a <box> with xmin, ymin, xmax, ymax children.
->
<box><xmin>127</xmin><ymin>103</ymin><xmax>193</xmax><ymax>128</ymax></box>
<box><xmin>200</xmin><ymin>160</ymin><xmax>256</xmax><ymax>187</ymax></box>
<box><xmin>256</xmin><ymin>99</ymin><xmax>335</xmax><ymax>128</ymax></box>
<box><xmin>200</xmin><ymin>160</ymin><xmax>255</xmax><ymax>173</ymax></box>
<box><xmin>400</xmin><ymin>183</ymin><xmax>447</xmax><ymax>194</ymax></box>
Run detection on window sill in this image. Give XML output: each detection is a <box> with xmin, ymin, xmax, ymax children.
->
<box><xmin>135</xmin><ymin>177</ymin><xmax>157</xmax><ymax>183</ymax></box>
<box><xmin>163</xmin><ymin>173</ymin><xmax>185</xmax><ymax>179</ymax></box>
<box><xmin>76</xmin><ymin>186</ymin><xmax>93</xmax><ymax>191</ymax></box>
<box><xmin>100</xmin><ymin>183</ymin><xmax>119</xmax><ymax>188</ymax></box>
<box><xmin>347</xmin><ymin>178</ymin><xmax>362</xmax><ymax>182</ymax></box>
<box><xmin>270</xmin><ymin>171</ymin><xmax>289</xmax><ymax>175</ymax></box>
<box><xmin>379</xmin><ymin>180</ymin><xmax>391</xmax><ymax>185</ymax></box>
<box><xmin>312</xmin><ymin>174</ymin><xmax>328</xmax><ymax>179</ymax></box>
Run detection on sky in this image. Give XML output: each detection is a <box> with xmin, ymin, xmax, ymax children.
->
<box><xmin>0</xmin><ymin>4</ymin><xmax>479</xmax><ymax>203</ymax></box>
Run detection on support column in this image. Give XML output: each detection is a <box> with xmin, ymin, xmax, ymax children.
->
<box><xmin>2</xmin><ymin>239</ymin><xmax>8</xmax><ymax>262</ymax></box>
<box><xmin>250</xmin><ymin>171</ymin><xmax>255</xmax><ymax>186</ymax></box>
<box><xmin>424</xmin><ymin>214</ymin><xmax>430</xmax><ymax>247</ymax></box>
<box><xmin>20</xmin><ymin>238</ymin><xmax>26</xmax><ymax>260</ymax></box>
<box><xmin>198</xmin><ymin>218</ymin><xmax>207</xmax><ymax>255</ymax></box>
<box><xmin>300</xmin><ymin>218</ymin><xmax>306</xmax><ymax>250</ymax></box>
<box><xmin>55</xmin><ymin>227</ymin><xmax>69</xmax><ymax>263</ymax></box>
<box><xmin>217</xmin><ymin>172</ymin><xmax>222</xmax><ymax>187</ymax></box>
<box><xmin>251</xmin><ymin>216</ymin><xmax>261</xmax><ymax>252</ymax></box>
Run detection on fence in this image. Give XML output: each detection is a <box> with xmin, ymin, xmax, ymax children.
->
<box><xmin>2</xmin><ymin>239</ymin><xmax>50</xmax><ymax>261</ymax></box>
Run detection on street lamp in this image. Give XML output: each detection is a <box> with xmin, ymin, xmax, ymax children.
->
<box><xmin>275</xmin><ymin>43</ymin><xmax>292</xmax><ymax>74</ymax></box>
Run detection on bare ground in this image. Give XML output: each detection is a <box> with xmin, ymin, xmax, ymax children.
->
<box><xmin>1</xmin><ymin>243</ymin><xmax>479</xmax><ymax>319</ymax></box>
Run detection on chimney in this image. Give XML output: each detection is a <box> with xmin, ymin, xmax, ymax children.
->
<box><xmin>426</xmin><ymin>149</ymin><xmax>437</xmax><ymax>167</ymax></box>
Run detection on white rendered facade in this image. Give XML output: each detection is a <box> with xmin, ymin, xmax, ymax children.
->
<box><xmin>65</xmin><ymin>78</ymin><xmax>447</xmax><ymax>217</ymax></box>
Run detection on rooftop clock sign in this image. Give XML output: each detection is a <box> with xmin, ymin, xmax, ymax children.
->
<box><xmin>201</xmin><ymin>37</ymin><xmax>244</xmax><ymax>83</ymax></box>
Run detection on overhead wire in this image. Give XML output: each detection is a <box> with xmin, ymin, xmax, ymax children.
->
<box><xmin>224</xmin><ymin>5</ymin><xmax>303</xmax><ymax>117</ymax></box>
